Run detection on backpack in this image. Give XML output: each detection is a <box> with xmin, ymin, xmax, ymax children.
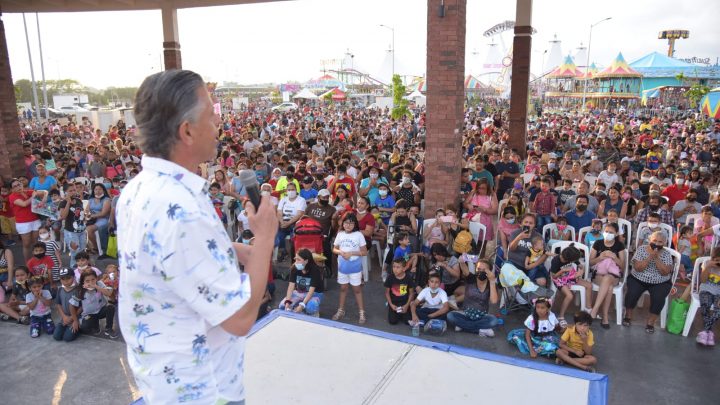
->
<box><xmin>452</xmin><ymin>230</ymin><xmax>473</xmax><ymax>254</ymax></box>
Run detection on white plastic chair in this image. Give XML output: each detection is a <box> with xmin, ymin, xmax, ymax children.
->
<box><xmin>637</xmin><ymin>247</ymin><xmax>681</xmax><ymax>329</ymax></box>
<box><xmin>684</xmin><ymin>213</ymin><xmax>702</xmax><ymax>228</ymax></box>
<box><xmin>682</xmin><ymin>256</ymin><xmax>710</xmax><ymax>337</ymax></box>
<box><xmin>372</xmin><ymin>240</ymin><xmax>383</xmax><ymax>268</ymax></box>
<box><xmin>547</xmin><ymin>241</ymin><xmax>591</xmax><ymax>311</ymax></box>
<box><xmin>522</xmin><ymin>173</ymin><xmax>536</xmax><ymax>186</ymax></box>
<box><xmin>584</xmin><ymin>174</ymin><xmax>598</xmax><ymax>188</ymax></box>
<box><xmin>635</xmin><ymin>222</ymin><xmax>673</xmax><ymax>251</ymax></box>
<box><xmin>543</xmin><ymin>223</ymin><xmax>576</xmax><ymax>244</ymax></box>
<box><xmin>468</xmin><ymin>221</ymin><xmax>486</xmax><ymax>255</ymax></box>
<box><xmin>577</xmin><ymin>226</ymin><xmax>594</xmax><ymax>245</ymax></box>
<box><xmin>589</xmin><ymin>248</ymin><xmax>630</xmax><ymax>325</ymax></box>
<box><xmin>497</xmin><ymin>198</ymin><xmax>509</xmax><ymax>223</ymax></box>
<box><xmin>600</xmin><ymin>218</ymin><xmax>632</xmax><ymax>248</ymax></box>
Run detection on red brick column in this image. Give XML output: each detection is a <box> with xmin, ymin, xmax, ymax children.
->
<box><xmin>424</xmin><ymin>0</ymin><xmax>466</xmax><ymax>218</ymax></box>
<box><xmin>0</xmin><ymin>13</ymin><xmax>24</xmax><ymax>180</ymax></box>
<box><xmin>163</xmin><ymin>41</ymin><xmax>182</xmax><ymax>70</ymax></box>
<box><xmin>507</xmin><ymin>26</ymin><xmax>532</xmax><ymax>160</ymax></box>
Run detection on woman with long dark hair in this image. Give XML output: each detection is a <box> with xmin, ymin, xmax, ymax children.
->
<box><xmin>279</xmin><ymin>248</ymin><xmax>325</xmax><ymax>316</ymax></box>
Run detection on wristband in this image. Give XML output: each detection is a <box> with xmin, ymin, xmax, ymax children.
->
<box><xmin>298</xmin><ymin>302</ymin><xmax>306</xmax><ymax>308</ymax></box>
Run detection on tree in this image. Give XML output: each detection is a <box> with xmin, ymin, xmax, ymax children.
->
<box><xmin>391</xmin><ymin>74</ymin><xmax>410</xmax><ymax>120</ymax></box>
<box><xmin>686</xmin><ymin>83</ymin><xmax>710</xmax><ymax>108</ymax></box>
<box><xmin>674</xmin><ymin>72</ymin><xmax>686</xmax><ymax>86</ymax></box>
<box><xmin>14</xmin><ymin>79</ymin><xmax>33</xmax><ymax>103</ymax></box>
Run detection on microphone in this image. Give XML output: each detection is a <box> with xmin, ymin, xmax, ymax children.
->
<box><xmin>238</xmin><ymin>169</ymin><xmax>262</xmax><ymax>211</ymax></box>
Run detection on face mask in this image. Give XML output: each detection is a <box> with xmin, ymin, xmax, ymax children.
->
<box><xmin>378</xmin><ymin>190</ymin><xmax>388</xmax><ymax>197</ymax></box>
<box><xmin>261</xmin><ymin>190</ymin><xmax>271</xmax><ymax>197</ymax></box>
<box><xmin>506</xmin><ymin>218</ymin><xmax>515</xmax><ymax>224</ymax></box>
<box><xmin>649</xmin><ymin>190</ymin><xmax>660</xmax><ymax>196</ymax></box>
<box><xmin>477</xmin><ymin>271</ymin><xmax>488</xmax><ymax>281</ymax></box>
<box><xmin>402</xmin><ymin>177</ymin><xmax>411</xmax><ymax>184</ymax></box>
<box><xmin>576</xmin><ymin>204</ymin><xmax>587</xmax><ymax>211</ymax></box>
<box><xmin>622</xmin><ymin>192</ymin><xmax>631</xmax><ymax>200</ymax></box>
<box><xmin>608</xmin><ymin>168</ymin><xmax>615</xmax><ymax>173</ymax></box>
<box><xmin>78</xmin><ymin>264</ymin><xmax>88</xmax><ymax>270</ymax></box>
<box><xmin>676</xmin><ymin>179</ymin><xmax>685</xmax><ymax>185</ymax></box>
<box><xmin>295</xmin><ymin>263</ymin><xmax>305</xmax><ymax>271</ymax></box>
<box><xmin>287</xmin><ymin>190</ymin><xmax>297</xmax><ymax>198</ymax></box>
<box><xmin>429</xmin><ymin>287</ymin><xmax>440</xmax><ymax>294</ymax></box>
<box><xmin>338</xmin><ymin>175</ymin><xmax>345</xmax><ymax>180</ymax></box>
<box><xmin>649</xmin><ymin>242</ymin><xmax>662</xmax><ymax>251</ymax></box>
<box><xmin>357</xmin><ymin>210</ymin><xmax>367</xmax><ymax>215</ymax></box>
<box><xmin>648</xmin><ymin>222</ymin><xmax>659</xmax><ymax>229</ymax></box>
<box><xmin>467</xmin><ymin>175</ymin><xmax>473</xmax><ymax>182</ymax></box>
<box><xmin>557</xmin><ymin>224</ymin><xmax>567</xmax><ymax>231</ymax></box>
<box><xmin>34</xmin><ymin>253</ymin><xmax>45</xmax><ymax>259</ymax></box>
<box><xmin>687</xmin><ymin>196</ymin><xmax>696</xmax><ymax>202</ymax></box>
<box><xmin>241</xmin><ymin>239</ymin><xmax>251</xmax><ymax>245</ymax></box>
<box><xmin>319</xmin><ymin>199</ymin><xmax>329</xmax><ymax>206</ymax></box>
<box><xmin>369</xmin><ymin>172</ymin><xmax>379</xmax><ymax>179</ymax></box>
<box><xmin>641</xmin><ymin>176</ymin><xmax>650</xmax><ymax>182</ymax></box>
<box><xmin>548</xmin><ymin>163</ymin><xmax>556</xmax><ymax>170</ymax></box>
<box><xmin>39</xmin><ymin>232</ymin><xmax>50</xmax><ymax>240</ymax></box>
<box><xmin>591</xmin><ymin>229</ymin><xmax>600</xmax><ymax>234</ymax></box>
<box><xmin>603</xmin><ymin>232</ymin><xmax>615</xmax><ymax>241</ymax></box>
<box><xmin>590</xmin><ymin>156</ymin><xmax>597</xmax><ymax>160</ymax></box>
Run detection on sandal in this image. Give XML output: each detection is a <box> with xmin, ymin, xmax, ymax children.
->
<box><xmin>645</xmin><ymin>324</ymin><xmax>655</xmax><ymax>334</ymax></box>
<box><xmin>622</xmin><ymin>317</ymin><xmax>631</xmax><ymax>327</ymax></box>
<box><xmin>0</xmin><ymin>314</ymin><xmax>9</xmax><ymax>321</ymax></box>
<box><xmin>558</xmin><ymin>318</ymin><xmax>568</xmax><ymax>328</ymax></box>
<box><xmin>601</xmin><ymin>322</ymin><xmax>610</xmax><ymax>330</ymax></box>
<box><xmin>19</xmin><ymin>316</ymin><xmax>30</xmax><ymax>325</ymax></box>
<box><xmin>358</xmin><ymin>310</ymin><xmax>367</xmax><ymax>325</ymax></box>
<box><xmin>331</xmin><ymin>308</ymin><xmax>345</xmax><ymax>321</ymax></box>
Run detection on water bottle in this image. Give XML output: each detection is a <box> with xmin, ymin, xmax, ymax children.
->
<box><xmin>496</xmin><ymin>317</ymin><xmax>505</xmax><ymax>326</ymax></box>
<box><xmin>411</xmin><ymin>324</ymin><xmax>420</xmax><ymax>337</ymax></box>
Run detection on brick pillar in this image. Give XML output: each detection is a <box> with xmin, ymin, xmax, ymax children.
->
<box><xmin>0</xmin><ymin>13</ymin><xmax>24</xmax><ymax>180</ymax></box>
<box><xmin>507</xmin><ymin>0</ymin><xmax>533</xmax><ymax>160</ymax></box>
<box><xmin>163</xmin><ymin>41</ymin><xmax>182</xmax><ymax>70</ymax></box>
<box><xmin>424</xmin><ymin>0</ymin><xmax>466</xmax><ymax>218</ymax></box>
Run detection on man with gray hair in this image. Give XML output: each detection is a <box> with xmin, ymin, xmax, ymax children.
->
<box><xmin>117</xmin><ymin>70</ymin><xmax>277</xmax><ymax>405</ymax></box>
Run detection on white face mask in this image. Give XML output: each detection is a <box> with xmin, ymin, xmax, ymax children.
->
<box><xmin>467</xmin><ymin>175</ymin><xmax>473</xmax><ymax>182</ymax></box>
<box><xmin>338</xmin><ymin>175</ymin><xmax>345</xmax><ymax>180</ymax></box>
<box><xmin>676</xmin><ymin>179</ymin><xmax>685</xmax><ymax>185</ymax></box>
<box><xmin>379</xmin><ymin>189</ymin><xmax>388</xmax><ymax>197</ymax></box>
<box><xmin>287</xmin><ymin>190</ymin><xmax>297</xmax><ymax>198</ymax></box>
<box><xmin>648</xmin><ymin>223</ymin><xmax>659</xmax><ymax>229</ymax></box>
<box><xmin>402</xmin><ymin>177</ymin><xmax>411</xmax><ymax>184</ymax></box>
<box><xmin>370</xmin><ymin>173</ymin><xmax>378</xmax><ymax>179</ymax></box>
<box><xmin>603</xmin><ymin>232</ymin><xmax>615</xmax><ymax>241</ymax></box>
<box><xmin>39</xmin><ymin>232</ymin><xmax>50</xmax><ymax>240</ymax></box>
<box><xmin>261</xmin><ymin>190</ymin><xmax>271</xmax><ymax>197</ymax></box>
<box><xmin>78</xmin><ymin>264</ymin><xmax>88</xmax><ymax>270</ymax></box>
<box><xmin>590</xmin><ymin>156</ymin><xmax>597</xmax><ymax>160</ymax></box>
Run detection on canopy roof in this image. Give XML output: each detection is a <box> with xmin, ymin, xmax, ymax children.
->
<box><xmin>701</xmin><ymin>89</ymin><xmax>720</xmax><ymax>119</ymax></box>
<box><xmin>1</xmin><ymin>0</ymin><xmax>287</xmax><ymax>12</ymax></box>
<box><xmin>579</xmin><ymin>63</ymin><xmax>599</xmax><ymax>80</ymax></box>
<box><xmin>319</xmin><ymin>87</ymin><xmax>346</xmax><ymax>101</ymax></box>
<box><xmin>404</xmin><ymin>90</ymin><xmax>426</xmax><ymax>100</ymax></box>
<box><xmin>547</xmin><ymin>55</ymin><xmax>583</xmax><ymax>78</ymax></box>
<box><xmin>595</xmin><ymin>53</ymin><xmax>642</xmax><ymax>78</ymax></box>
<box><xmin>293</xmin><ymin>88</ymin><xmax>318</xmax><ymax>100</ymax></box>
<box><xmin>630</xmin><ymin>52</ymin><xmax>694</xmax><ymax>69</ymax></box>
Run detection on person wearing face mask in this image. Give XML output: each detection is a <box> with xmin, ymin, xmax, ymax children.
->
<box><xmin>273</xmin><ymin>165</ymin><xmax>301</xmax><ymax>200</ymax></box>
<box><xmin>446</xmin><ymin>259</ymin><xmax>499</xmax><ymax>337</ymax></box>
<box><xmin>563</xmin><ymin>181</ymin><xmax>599</xmax><ymax>214</ymax></box>
<box><xmin>279</xmin><ymin>249</ymin><xmax>324</xmax><ymax>316</ymax></box>
<box><xmin>393</xmin><ymin>169</ymin><xmax>421</xmax><ymax>206</ymax></box>
<box><xmin>672</xmin><ymin>189</ymin><xmax>702</xmax><ymax>225</ymax></box>
<box><xmin>304</xmin><ymin>189</ymin><xmax>337</xmax><ymax>261</ymax></box>
<box><xmin>359</xmin><ymin>166</ymin><xmax>387</xmax><ymax>205</ymax></box>
<box><xmin>588</xmin><ymin>223</ymin><xmax>627</xmax><ymax>328</ymax></box>
<box><xmin>660</xmin><ymin>173</ymin><xmax>689</xmax><ymax>208</ymax></box>
<box><xmin>71</xmin><ymin>251</ymin><xmax>102</xmax><ymax>283</ymax></box>
<box><xmin>597</xmin><ymin>163</ymin><xmax>621</xmax><ymax>189</ymax></box>
<box><xmin>275</xmin><ymin>184</ymin><xmax>307</xmax><ymax>262</ymax></box>
<box><xmin>565</xmin><ymin>195</ymin><xmax>597</xmax><ymax>232</ymax></box>
<box><xmin>57</xmin><ymin>182</ymin><xmax>88</xmax><ymax>268</ymax></box>
<box><xmin>586</xmin><ymin>153</ymin><xmax>603</xmax><ymax>176</ymax></box>
<box><xmin>623</xmin><ymin>231</ymin><xmax>675</xmax><ymax>334</ymax></box>
<box><xmin>327</xmin><ymin>164</ymin><xmax>357</xmax><ymax>200</ymax></box>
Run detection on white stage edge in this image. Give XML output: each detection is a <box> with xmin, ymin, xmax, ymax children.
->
<box><xmin>244</xmin><ymin>311</ymin><xmax>608</xmax><ymax>404</ymax></box>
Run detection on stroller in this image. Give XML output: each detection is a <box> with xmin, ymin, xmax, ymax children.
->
<box><xmin>290</xmin><ymin>216</ymin><xmax>330</xmax><ymax>283</ymax></box>
<box><xmin>498</xmin><ymin>262</ymin><xmax>553</xmax><ymax>314</ymax></box>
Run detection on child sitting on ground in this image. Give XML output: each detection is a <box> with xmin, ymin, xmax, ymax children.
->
<box><xmin>53</xmin><ymin>268</ymin><xmax>81</xmax><ymax>342</ymax></box>
<box><xmin>384</xmin><ymin>259</ymin><xmax>415</xmax><ymax>325</ymax></box>
<box><xmin>507</xmin><ymin>297</ymin><xmax>560</xmax><ymax>358</ymax></box>
<box><xmin>584</xmin><ymin>219</ymin><xmax>604</xmax><ymax>248</ymax></box>
<box><xmin>410</xmin><ymin>272</ymin><xmax>450</xmax><ymax>326</ymax></box>
<box><xmin>556</xmin><ymin>311</ymin><xmax>597</xmax><ymax>372</ymax></box>
<box><xmin>25</xmin><ymin>276</ymin><xmax>54</xmax><ymax>338</ymax></box>
<box><xmin>26</xmin><ymin>242</ymin><xmax>54</xmax><ymax>292</ymax></box>
<box><xmin>0</xmin><ymin>266</ymin><xmax>30</xmax><ymax>324</ymax></box>
<box><xmin>77</xmin><ymin>268</ymin><xmax>117</xmax><ymax>338</ymax></box>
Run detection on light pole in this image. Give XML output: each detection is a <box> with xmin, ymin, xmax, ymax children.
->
<box><xmin>36</xmin><ymin>13</ymin><xmax>49</xmax><ymax>120</ymax></box>
<box><xmin>22</xmin><ymin>13</ymin><xmax>41</xmax><ymax>122</ymax></box>
<box><xmin>581</xmin><ymin>17</ymin><xmax>611</xmax><ymax>111</ymax></box>
<box><xmin>379</xmin><ymin>24</ymin><xmax>395</xmax><ymax>83</ymax></box>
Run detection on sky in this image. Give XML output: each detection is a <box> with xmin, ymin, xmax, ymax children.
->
<box><xmin>3</xmin><ymin>0</ymin><xmax>719</xmax><ymax>89</ymax></box>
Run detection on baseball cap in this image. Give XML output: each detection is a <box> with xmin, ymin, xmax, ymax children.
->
<box><xmin>59</xmin><ymin>268</ymin><xmax>72</xmax><ymax>278</ymax></box>
<box><xmin>318</xmin><ymin>189</ymin><xmax>331</xmax><ymax>198</ymax></box>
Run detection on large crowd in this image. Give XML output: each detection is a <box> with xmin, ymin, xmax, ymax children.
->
<box><xmin>1</xmin><ymin>100</ymin><xmax>720</xmax><ymax>373</ymax></box>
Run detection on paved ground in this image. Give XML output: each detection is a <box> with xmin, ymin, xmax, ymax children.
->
<box><xmin>0</xmin><ymin>244</ymin><xmax>716</xmax><ymax>404</ymax></box>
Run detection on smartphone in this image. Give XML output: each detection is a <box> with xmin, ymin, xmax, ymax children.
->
<box><xmin>522</xmin><ymin>225</ymin><xmax>531</xmax><ymax>233</ymax></box>
<box><xmin>439</xmin><ymin>215</ymin><xmax>454</xmax><ymax>223</ymax></box>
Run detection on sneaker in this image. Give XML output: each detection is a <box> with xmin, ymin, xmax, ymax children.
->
<box><xmin>696</xmin><ymin>331</ymin><xmax>708</xmax><ymax>345</ymax></box>
<box><xmin>707</xmin><ymin>331</ymin><xmax>715</xmax><ymax>346</ymax></box>
<box><xmin>18</xmin><ymin>316</ymin><xmax>30</xmax><ymax>325</ymax></box>
<box><xmin>381</xmin><ymin>269</ymin><xmax>388</xmax><ymax>283</ymax></box>
<box><xmin>104</xmin><ymin>329</ymin><xmax>119</xmax><ymax>339</ymax></box>
<box><xmin>0</xmin><ymin>314</ymin><xmax>9</xmax><ymax>321</ymax></box>
<box><xmin>30</xmin><ymin>327</ymin><xmax>40</xmax><ymax>338</ymax></box>
<box><xmin>454</xmin><ymin>326</ymin><xmax>463</xmax><ymax>332</ymax></box>
<box><xmin>478</xmin><ymin>328</ymin><xmax>495</xmax><ymax>338</ymax></box>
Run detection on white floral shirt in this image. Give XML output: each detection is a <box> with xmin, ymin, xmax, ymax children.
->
<box><xmin>117</xmin><ymin>156</ymin><xmax>251</xmax><ymax>404</ymax></box>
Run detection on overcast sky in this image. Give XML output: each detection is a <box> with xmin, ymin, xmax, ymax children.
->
<box><xmin>3</xmin><ymin>0</ymin><xmax>719</xmax><ymax>89</ymax></box>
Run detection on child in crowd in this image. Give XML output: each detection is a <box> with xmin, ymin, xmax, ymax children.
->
<box><xmin>370</xmin><ymin>206</ymin><xmax>388</xmax><ymax>250</ymax></box>
<box><xmin>410</xmin><ymin>272</ymin><xmax>450</xmax><ymax>326</ymax></box>
<box><xmin>532</xmin><ymin>177</ymin><xmax>557</xmax><ymax>232</ymax></box>
<box><xmin>584</xmin><ymin>219</ymin><xmax>604</xmax><ymax>248</ymax></box>
<box><xmin>696</xmin><ymin>248</ymin><xmax>720</xmax><ymax>346</ymax></box>
<box><xmin>375</xmin><ymin>183</ymin><xmax>395</xmax><ymax>225</ymax></box>
<box><xmin>53</xmin><ymin>268</ymin><xmax>80</xmax><ymax>342</ymax></box>
<box><xmin>605</xmin><ymin>209</ymin><xmax>627</xmax><ymax>245</ymax></box>
<box><xmin>549</xmin><ymin>245</ymin><xmax>593</xmax><ymax>328</ymax></box>
<box><xmin>332</xmin><ymin>213</ymin><xmax>368</xmax><ymax>324</ymax></box>
<box><xmin>101</xmin><ymin>264</ymin><xmax>119</xmax><ymax>305</ymax></box>
<box><xmin>393</xmin><ymin>232</ymin><xmax>418</xmax><ymax>276</ymax></box>
<box><xmin>280</xmin><ymin>249</ymin><xmax>324</xmax><ymax>316</ymax></box>
<box><xmin>300</xmin><ymin>176</ymin><xmax>318</xmax><ymax>202</ymax></box>
<box><xmin>0</xmin><ymin>183</ymin><xmax>17</xmax><ymax>246</ymax></box>
<box><xmin>547</xmin><ymin>216</ymin><xmax>573</xmax><ymax>246</ymax></box>
<box><xmin>209</xmin><ymin>182</ymin><xmax>227</xmax><ymax>225</ymax></box>
<box><xmin>637</xmin><ymin>213</ymin><xmax>667</xmax><ymax>246</ymax></box>
<box><xmin>26</xmin><ymin>242</ymin><xmax>54</xmax><ymax>291</ymax></box>
<box><xmin>26</xmin><ymin>276</ymin><xmax>54</xmax><ymax>338</ymax></box>
<box><xmin>73</xmin><ymin>251</ymin><xmax>102</xmax><ymax>282</ymax></box>
<box><xmin>525</xmin><ymin>235</ymin><xmax>553</xmax><ymax>286</ymax></box>
<box><xmin>677</xmin><ymin>225</ymin><xmax>694</xmax><ymax>279</ymax></box>
<box><xmin>507</xmin><ymin>297</ymin><xmax>560</xmax><ymax>358</ymax></box>
<box><xmin>0</xmin><ymin>266</ymin><xmax>30</xmax><ymax>324</ymax></box>
<box><xmin>38</xmin><ymin>225</ymin><xmax>62</xmax><ymax>291</ymax></box>
<box><xmin>77</xmin><ymin>269</ymin><xmax>117</xmax><ymax>338</ymax></box>
<box><xmin>557</xmin><ymin>179</ymin><xmax>576</xmax><ymax>207</ymax></box>
<box><xmin>384</xmin><ymin>259</ymin><xmax>415</xmax><ymax>325</ymax></box>
<box><xmin>47</xmin><ymin>189</ymin><xmax>63</xmax><ymax>241</ymax></box>
<box><xmin>556</xmin><ymin>311</ymin><xmax>597</xmax><ymax>372</ymax></box>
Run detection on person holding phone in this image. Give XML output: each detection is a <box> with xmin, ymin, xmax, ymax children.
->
<box><xmin>446</xmin><ymin>259</ymin><xmax>499</xmax><ymax>337</ymax></box>
<box><xmin>507</xmin><ymin>213</ymin><xmax>544</xmax><ymax>283</ymax></box>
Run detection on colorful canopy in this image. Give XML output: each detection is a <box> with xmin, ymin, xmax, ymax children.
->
<box><xmin>306</xmin><ymin>74</ymin><xmax>345</xmax><ymax>90</ymax></box>
<box><xmin>579</xmin><ymin>63</ymin><xmax>599</xmax><ymax>80</ymax></box>
<box><xmin>293</xmin><ymin>88</ymin><xmax>319</xmax><ymax>100</ymax></box>
<box><xmin>595</xmin><ymin>53</ymin><xmax>642</xmax><ymax>78</ymax></box>
<box><xmin>410</xmin><ymin>79</ymin><xmax>427</xmax><ymax>93</ymax></box>
<box><xmin>547</xmin><ymin>55</ymin><xmax>582</xmax><ymax>78</ymax></box>
<box><xmin>319</xmin><ymin>87</ymin><xmax>347</xmax><ymax>101</ymax></box>
<box><xmin>700</xmin><ymin>88</ymin><xmax>720</xmax><ymax>119</ymax></box>
<box><xmin>465</xmin><ymin>75</ymin><xmax>485</xmax><ymax>89</ymax></box>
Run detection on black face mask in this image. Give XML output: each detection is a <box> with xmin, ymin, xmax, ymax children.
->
<box><xmin>687</xmin><ymin>197</ymin><xmax>696</xmax><ymax>202</ymax></box>
<box><xmin>576</xmin><ymin>204</ymin><xmax>587</xmax><ymax>211</ymax></box>
<box><xmin>649</xmin><ymin>243</ymin><xmax>662</xmax><ymax>251</ymax></box>
<box><xmin>33</xmin><ymin>253</ymin><xmax>45</xmax><ymax>259</ymax></box>
<box><xmin>648</xmin><ymin>204</ymin><xmax>660</xmax><ymax>211</ymax></box>
<box><xmin>319</xmin><ymin>199</ymin><xmax>329</xmax><ymax>206</ymax></box>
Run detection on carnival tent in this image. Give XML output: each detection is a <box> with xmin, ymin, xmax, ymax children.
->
<box><xmin>595</xmin><ymin>53</ymin><xmax>642</xmax><ymax>78</ymax></box>
<box><xmin>630</xmin><ymin>51</ymin><xmax>720</xmax><ymax>90</ymax></box>
<box><xmin>306</xmin><ymin>74</ymin><xmax>345</xmax><ymax>90</ymax></box>
<box><xmin>548</xmin><ymin>55</ymin><xmax>583</xmax><ymax>78</ymax></box>
<box><xmin>404</xmin><ymin>90</ymin><xmax>426</xmax><ymax>100</ymax></box>
<box><xmin>293</xmin><ymin>88</ymin><xmax>319</xmax><ymax>100</ymax></box>
<box><xmin>579</xmin><ymin>63</ymin><xmax>599</xmax><ymax>80</ymax></box>
<box><xmin>319</xmin><ymin>87</ymin><xmax>347</xmax><ymax>101</ymax></box>
<box><xmin>700</xmin><ymin>88</ymin><xmax>720</xmax><ymax>119</ymax></box>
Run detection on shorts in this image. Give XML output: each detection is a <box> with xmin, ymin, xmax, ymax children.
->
<box><xmin>0</xmin><ymin>216</ymin><xmax>16</xmax><ymax>235</ymax></box>
<box><xmin>15</xmin><ymin>219</ymin><xmax>41</xmax><ymax>235</ymax></box>
<box><xmin>528</xmin><ymin>265</ymin><xmax>549</xmax><ymax>282</ymax></box>
<box><xmin>337</xmin><ymin>271</ymin><xmax>362</xmax><ymax>286</ymax></box>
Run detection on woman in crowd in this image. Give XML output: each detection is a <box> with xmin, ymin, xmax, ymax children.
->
<box><xmin>85</xmin><ymin>184</ymin><xmax>111</xmax><ymax>254</ymax></box>
<box><xmin>588</xmin><ymin>222</ymin><xmax>626</xmax><ymax>329</ymax></box>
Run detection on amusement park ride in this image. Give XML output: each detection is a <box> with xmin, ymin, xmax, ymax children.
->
<box><xmin>658</xmin><ymin>30</ymin><xmax>689</xmax><ymax>57</ymax></box>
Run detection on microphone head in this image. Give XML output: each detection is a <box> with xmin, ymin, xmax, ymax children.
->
<box><xmin>238</xmin><ymin>169</ymin><xmax>259</xmax><ymax>188</ymax></box>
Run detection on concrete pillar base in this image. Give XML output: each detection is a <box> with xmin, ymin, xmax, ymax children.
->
<box><xmin>163</xmin><ymin>41</ymin><xmax>182</xmax><ymax>70</ymax></box>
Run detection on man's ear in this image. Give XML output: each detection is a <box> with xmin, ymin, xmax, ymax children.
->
<box><xmin>177</xmin><ymin>120</ymin><xmax>194</xmax><ymax>147</ymax></box>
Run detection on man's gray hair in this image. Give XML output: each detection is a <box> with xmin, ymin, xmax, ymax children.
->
<box><xmin>133</xmin><ymin>70</ymin><xmax>206</xmax><ymax>159</ymax></box>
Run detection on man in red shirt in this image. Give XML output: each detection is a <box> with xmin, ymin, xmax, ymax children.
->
<box><xmin>661</xmin><ymin>172</ymin><xmax>689</xmax><ymax>208</ymax></box>
<box><xmin>328</xmin><ymin>164</ymin><xmax>356</xmax><ymax>199</ymax></box>
<box><xmin>26</xmin><ymin>242</ymin><xmax>55</xmax><ymax>288</ymax></box>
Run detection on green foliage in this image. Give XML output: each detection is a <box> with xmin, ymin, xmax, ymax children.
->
<box><xmin>323</xmin><ymin>91</ymin><xmax>333</xmax><ymax>103</ymax></box>
<box><xmin>12</xmin><ymin>78</ymin><xmax>137</xmax><ymax>106</ymax></box>
<box><xmin>674</xmin><ymin>72</ymin><xmax>685</xmax><ymax>86</ymax></box>
<box><xmin>686</xmin><ymin>83</ymin><xmax>710</xmax><ymax>108</ymax></box>
<box><xmin>391</xmin><ymin>74</ymin><xmax>410</xmax><ymax>120</ymax></box>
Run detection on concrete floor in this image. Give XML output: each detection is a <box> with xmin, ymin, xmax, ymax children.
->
<box><xmin>0</xmin><ymin>245</ymin><xmax>716</xmax><ymax>404</ymax></box>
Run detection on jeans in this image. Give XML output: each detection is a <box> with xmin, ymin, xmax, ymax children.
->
<box><xmin>536</xmin><ymin>215</ymin><xmax>553</xmax><ymax>233</ymax></box>
<box><xmin>388</xmin><ymin>305</ymin><xmax>412</xmax><ymax>325</ymax></box>
<box><xmin>30</xmin><ymin>314</ymin><xmax>54</xmax><ymax>336</ymax></box>
<box><xmin>416</xmin><ymin>307</ymin><xmax>447</xmax><ymax>322</ymax></box>
<box><xmin>80</xmin><ymin>304</ymin><xmax>116</xmax><ymax>333</ymax></box>
<box><xmin>275</xmin><ymin>226</ymin><xmax>294</xmax><ymax>254</ymax></box>
<box><xmin>53</xmin><ymin>321</ymin><xmax>79</xmax><ymax>342</ymax></box>
<box><xmin>447</xmin><ymin>311</ymin><xmax>498</xmax><ymax>332</ymax></box>
<box><xmin>278</xmin><ymin>291</ymin><xmax>323</xmax><ymax>315</ymax></box>
<box><xmin>681</xmin><ymin>254</ymin><xmax>693</xmax><ymax>273</ymax></box>
<box><xmin>64</xmin><ymin>230</ymin><xmax>87</xmax><ymax>268</ymax></box>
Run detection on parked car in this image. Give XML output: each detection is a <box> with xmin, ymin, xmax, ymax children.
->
<box><xmin>36</xmin><ymin>107</ymin><xmax>68</xmax><ymax>119</ymax></box>
<box><xmin>271</xmin><ymin>102</ymin><xmax>298</xmax><ymax>112</ymax></box>
<box><xmin>59</xmin><ymin>105</ymin><xmax>89</xmax><ymax>114</ymax></box>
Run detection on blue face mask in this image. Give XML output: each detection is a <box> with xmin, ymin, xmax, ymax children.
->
<box><xmin>295</xmin><ymin>263</ymin><xmax>305</xmax><ymax>271</ymax></box>
<box><xmin>103</xmin><ymin>182</ymin><xmax>112</xmax><ymax>190</ymax></box>
<box><xmin>242</xmin><ymin>239</ymin><xmax>251</xmax><ymax>245</ymax></box>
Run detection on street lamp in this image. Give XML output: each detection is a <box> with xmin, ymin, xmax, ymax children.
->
<box><xmin>379</xmin><ymin>24</ymin><xmax>395</xmax><ymax>82</ymax></box>
<box><xmin>581</xmin><ymin>17</ymin><xmax>612</xmax><ymax>111</ymax></box>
